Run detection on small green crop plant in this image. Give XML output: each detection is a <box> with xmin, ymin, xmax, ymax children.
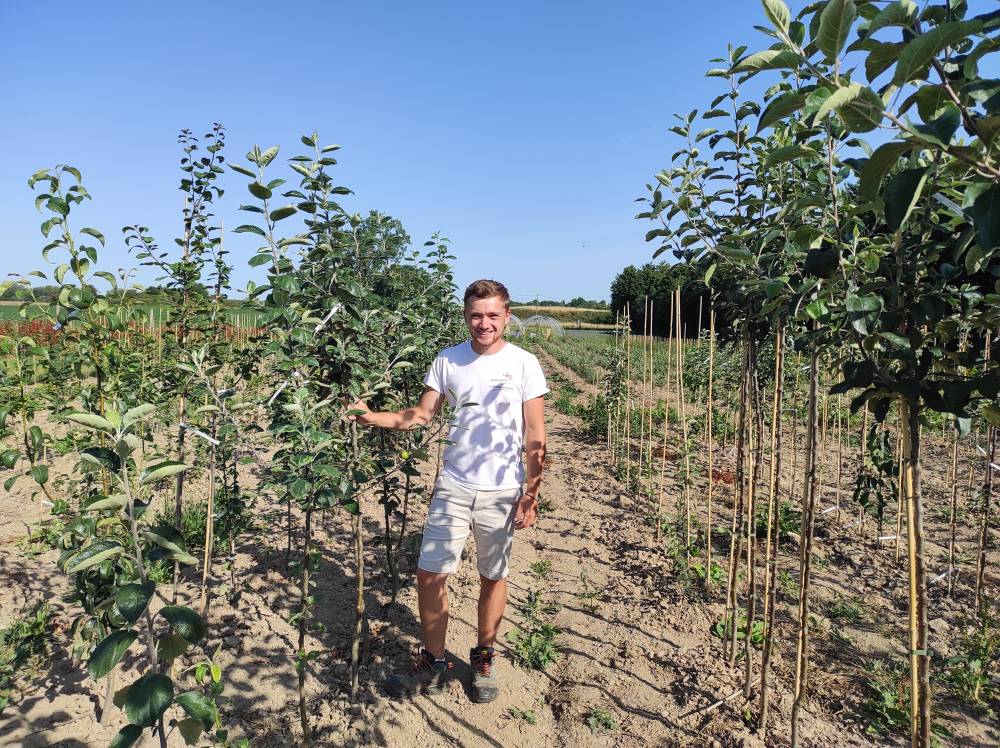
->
<box><xmin>0</xmin><ymin>602</ymin><xmax>53</xmax><ymax>715</ymax></box>
<box><xmin>529</xmin><ymin>558</ymin><xmax>552</xmax><ymax>580</ymax></box>
<box><xmin>586</xmin><ymin>707</ymin><xmax>618</xmax><ymax>735</ymax></box>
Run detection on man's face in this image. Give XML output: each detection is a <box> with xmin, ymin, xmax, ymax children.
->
<box><xmin>464</xmin><ymin>296</ymin><xmax>510</xmax><ymax>348</ymax></box>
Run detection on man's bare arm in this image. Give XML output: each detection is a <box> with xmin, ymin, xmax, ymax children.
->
<box><xmin>351</xmin><ymin>387</ymin><xmax>444</xmax><ymax>431</ymax></box>
<box><xmin>515</xmin><ymin>395</ymin><xmax>546</xmax><ymax>530</ymax></box>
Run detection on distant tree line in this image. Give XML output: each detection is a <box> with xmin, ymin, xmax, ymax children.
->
<box><xmin>511</xmin><ymin>297</ymin><xmax>609</xmax><ymax>309</ymax></box>
<box><xmin>609</xmin><ymin>262</ymin><xmax>712</xmax><ymax>337</ymax></box>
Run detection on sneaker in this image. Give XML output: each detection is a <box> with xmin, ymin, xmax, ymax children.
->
<box><xmin>469</xmin><ymin>646</ymin><xmax>499</xmax><ymax>703</ymax></box>
<box><xmin>384</xmin><ymin>649</ymin><xmax>450</xmax><ymax>699</ymax></box>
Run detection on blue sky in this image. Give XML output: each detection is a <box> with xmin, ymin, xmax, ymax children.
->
<box><xmin>2</xmin><ymin>2</ymin><xmax>782</xmax><ymax>302</ymax></box>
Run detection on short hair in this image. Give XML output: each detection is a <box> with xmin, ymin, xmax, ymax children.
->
<box><xmin>463</xmin><ymin>279</ymin><xmax>511</xmax><ymax>310</ymax></box>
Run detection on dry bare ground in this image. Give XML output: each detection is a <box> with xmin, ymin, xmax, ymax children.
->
<box><xmin>1</xmin><ymin>353</ymin><xmax>998</xmax><ymax>747</ymax></box>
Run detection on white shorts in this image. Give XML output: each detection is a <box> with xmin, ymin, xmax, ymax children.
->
<box><xmin>417</xmin><ymin>473</ymin><xmax>522</xmax><ymax>581</ymax></box>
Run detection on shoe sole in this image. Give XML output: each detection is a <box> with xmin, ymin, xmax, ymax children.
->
<box><xmin>471</xmin><ymin>685</ymin><xmax>499</xmax><ymax>703</ymax></box>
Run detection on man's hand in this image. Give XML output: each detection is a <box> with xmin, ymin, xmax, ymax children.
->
<box><xmin>345</xmin><ymin>399</ymin><xmax>370</xmax><ymax>424</ymax></box>
<box><xmin>513</xmin><ymin>494</ymin><xmax>538</xmax><ymax>530</ymax></box>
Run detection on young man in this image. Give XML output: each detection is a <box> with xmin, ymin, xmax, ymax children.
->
<box><xmin>351</xmin><ymin>279</ymin><xmax>548</xmax><ymax>703</ymax></box>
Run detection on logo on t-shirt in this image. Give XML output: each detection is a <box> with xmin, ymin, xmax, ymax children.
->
<box><xmin>489</xmin><ymin>371</ymin><xmax>514</xmax><ymax>390</ymax></box>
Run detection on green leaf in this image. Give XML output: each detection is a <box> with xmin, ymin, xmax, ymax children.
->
<box><xmin>248</xmin><ymin>182</ymin><xmax>272</xmax><ymax>200</ymax></box>
<box><xmin>30</xmin><ymin>464</ymin><xmax>49</xmax><ymax>485</ymax></box>
<box><xmin>732</xmin><ymin>49</ymin><xmax>801</xmax><ymax>73</ymax></box>
<box><xmin>248</xmin><ymin>253</ymin><xmax>272</xmax><ymax>267</ymax></box>
<box><xmin>860</xmin><ymin>141</ymin><xmax>913</xmax><ymax>200</ymax></box>
<box><xmin>815</xmin><ymin>82</ymin><xmax>862</xmax><ymax>122</ymax></box>
<box><xmin>144</xmin><ymin>524</ymin><xmax>188</xmax><ymax>554</ymax></box>
<box><xmin>156</xmin><ymin>633</ymin><xmax>190</xmax><ymax>661</ymax></box>
<box><xmin>982</xmin><ymin>404</ymin><xmax>1000</xmax><ymax>427</ymax></box>
<box><xmin>81</xmin><ymin>446</ymin><xmax>121</xmax><ymax>472</ymax></box>
<box><xmin>174</xmin><ymin>691</ymin><xmax>216</xmax><ymax>729</ymax></box>
<box><xmin>816</xmin><ymin>0</ymin><xmax>857</xmax><ymax>62</ymax></box>
<box><xmin>839</xmin><ymin>85</ymin><xmax>884</xmax><ymax>133</ymax></box>
<box><xmin>123</xmin><ymin>404</ymin><xmax>157</xmax><ymax>426</ymax></box>
<box><xmin>177</xmin><ymin>718</ymin><xmax>204</xmax><ymax>746</ymax></box>
<box><xmin>0</xmin><ymin>449</ymin><xmax>19</xmax><ymax>470</ymax></box>
<box><xmin>65</xmin><ymin>412</ymin><xmax>115</xmax><ymax>432</ymax></box>
<box><xmin>79</xmin><ymin>227</ymin><xmax>105</xmax><ymax>246</ymax></box>
<box><xmin>879</xmin><ymin>331</ymin><xmax>911</xmax><ymax>349</ymax></box>
<box><xmin>160</xmin><ymin>605</ymin><xmax>206</xmax><ymax>644</ymax></box>
<box><xmin>229</xmin><ymin>163</ymin><xmax>256</xmax><ymax>178</ymax></box>
<box><xmin>234</xmin><ymin>224</ymin><xmax>266</xmax><ymax>237</ymax></box>
<box><xmin>969</xmin><ymin>185</ymin><xmax>1000</xmax><ymax>251</ymax></box>
<box><xmin>116</xmin><ymin>582</ymin><xmax>155</xmax><ymax>624</ymax></box>
<box><xmin>845</xmin><ymin>294</ymin><xmax>882</xmax><ymax>312</ymax></box>
<box><xmin>68</xmin><ymin>539</ymin><xmax>124</xmax><ymax>573</ymax></box>
<box><xmin>764</xmin><ymin>145</ymin><xmax>818</xmax><ymax>167</ymax></box>
<box><xmin>88</xmin><ymin>630</ymin><xmax>138</xmax><ymax>679</ymax></box>
<box><xmin>269</xmin><ymin>205</ymin><xmax>297</xmax><ymax>222</ymax></box>
<box><xmin>82</xmin><ymin>493</ymin><xmax>127</xmax><ymax>512</ymax></box>
<box><xmin>123</xmin><ymin>673</ymin><xmax>174</xmax><ymax>727</ymax></box>
<box><xmin>883</xmin><ymin>167</ymin><xmax>929</xmax><ymax>232</ymax></box>
<box><xmin>757</xmin><ymin>91</ymin><xmax>807</xmax><ymax>132</ymax></box>
<box><xmin>893</xmin><ymin>21</ymin><xmax>983</xmax><ymax>86</ymax></box>
<box><xmin>866</xmin><ymin>0</ymin><xmax>918</xmax><ymax>37</ymax></box>
<box><xmin>805</xmin><ymin>300</ymin><xmax>830</xmax><ymax>319</ymax></box>
<box><xmin>259</xmin><ymin>146</ymin><xmax>280</xmax><ymax>167</ymax></box>
<box><xmin>109</xmin><ymin>725</ymin><xmax>144</xmax><ymax>748</ymax></box>
<box><xmin>762</xmin><ymin>0</ymin><xmax>790</xmax><ymax>31</ymax></box>
<box><xmin>140</xmin><ymin>461</ymin><xmax>191</xmax><ymax>485</ymax></box>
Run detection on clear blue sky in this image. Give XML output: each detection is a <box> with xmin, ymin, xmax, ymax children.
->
<box><xmin>1</xmin><ymin>2</ymin><xmax>774</xmax><ymax>302</ymax></box>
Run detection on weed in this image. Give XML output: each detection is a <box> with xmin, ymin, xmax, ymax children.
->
<box><xmin>574</xmin><ymin>571</ymin><xmax>603</xmax><ymax>613</ymax></box>
<box><xmin>519</xmin><ymin>590</ymin><xmax>560</xmax><ymax>622</ymax></box>
<box><xmin>777</xmin><ymin>569</ymin><xmax>799</xmax><ymax>598</ymax></box>
<box><xmin>586</xmin><ymin>707</ymin><xmax>618</xmax><ymax>735</ymax></box>
<box><xmin>946</xmin><ymin>611</ymin><xmax>1000</xmax><ymax>710</ymax></box>
<box><xmin>146</xmin><ymin>558</ymin><xmax>172</xmax><ymax>584</ymax></box>
<box><xmin>529</xmin><ymin>558</ymin><xmax>552</xmax><ymax>580</ymax></box>
<box><xmin>16</xmin><ymin>517</ymin><xmax>66</xmax><ymax>557</ymax></box>
<box><xmin>827</xmin><ymin>594</ymin><xmax>866</xmax><ymax>624</ymax></box>
<box><xmin>754</xmin><ymin>500</ymin><xmax>800</xmax><ymax>542</ymax></box>
<box><xmin>0</xmin><ymin>603</ymin><xmax>53</xmax><ymax>715</ymax></box>
<box><xmin>507</xmin><ymin>622</ymin><xmax>561</xmax><ymax>670</ymax></box>
<box><xmin>537</xmin><ymin>494</ymin><xmax>556</xmax><ymax>515</ymax></box>
<box><xmin>153</xmin><ymin>500</ymin><xmax>226</xmax><ymax>553</ymax></box>
<box><xmin>689</xmin><ymin>560</ymin><xmax>725</xmax><ymax>588</ymax></box>
<box><xmin>506</xmin><ymin>706</ymin><xmax>537</xmax><ymax>725</ymax></box>
<box><xmin>711</xmin><ymin>613</ymin><xmax>764</xmax><ymax>647</ymax></box>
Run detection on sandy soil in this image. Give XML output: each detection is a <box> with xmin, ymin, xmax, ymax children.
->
<box><xmin>1</xmin><ymin>352</ymin><xmax>998</xmax><ymax>747</ymax></box>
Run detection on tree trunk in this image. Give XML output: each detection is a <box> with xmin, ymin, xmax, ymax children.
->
<box><xmin>758</xmin><ymin>326</ymin><xmax>784</xmax><ymax>736</ymax></box>
<box><xmin>790</xmin><ymin>344</ymin><xmax>819</xmax><ymax>748</ymax></box>
<box><xmin>900</xmin><ymin>397</ymin><xmax>930</xmax><ymax>748</ymax></box>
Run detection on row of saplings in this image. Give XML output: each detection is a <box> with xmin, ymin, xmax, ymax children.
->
<box><xmin>0</xmin><ymin>127</ymin><xmax>462</xmax><ymax>747</ymax></box>
<box><xmin>632</xmin><ymin>1</ymin><xmax>1000</xmax><ymax>746</ymax></box>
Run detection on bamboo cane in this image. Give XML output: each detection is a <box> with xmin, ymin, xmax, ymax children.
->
<box><xmin>705</xmin><ymin>307</ymin><xmax>715</xmax><ymax>592</ymax></box>
<box><xmin>790</xmin><ymin>339</ymin><xmax>820</xmax><ymax>748</ymax></box>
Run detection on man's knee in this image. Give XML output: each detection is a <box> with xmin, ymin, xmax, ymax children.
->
<box><xmin>417</xmin><ymin>568</ymin><xmax>450</xmax><ymax>588</ymax></box>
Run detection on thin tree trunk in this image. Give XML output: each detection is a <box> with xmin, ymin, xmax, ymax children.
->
<box><xmin>975</xmin><ymin>425</ymin><xmax>996</xmax><ymax>616</ymax></box>
<box><xmin>298</xmin><ymin>506</ymin><xmax>314</xmax><ymax>746</ymax></box>
<box><xmin>946</xmin><ymin>423</ymin><xmax>960</xmax><ymax>597</ymax></box>
<box><xmin>705</xmin><ymin>308</ymin><xmax>715</xmax><ymax>592</ymax></box>
<box><xmin>790</xmin><ymin>343</ymin><xmax>820</xmax><ymax>748</ymax></box>
<box><xmin>758</xmin><ymin>326</ymin><xmax>784</xmax><ymax>736</ymax></box>
<box><xmin>900</xmin><ymin>397</ymin><xmax>931</xmax><ymax>748</ymax></box>
<box><xmin>726</xmin><ymin>340</ymin><xmax>750</xmax><ymax>665</ymax></box>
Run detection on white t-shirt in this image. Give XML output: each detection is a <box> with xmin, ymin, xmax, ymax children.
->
<box><xmin>424</xmin><ymin>341</ymin><xmax>549</xmax><ymax>490</ymax></box>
